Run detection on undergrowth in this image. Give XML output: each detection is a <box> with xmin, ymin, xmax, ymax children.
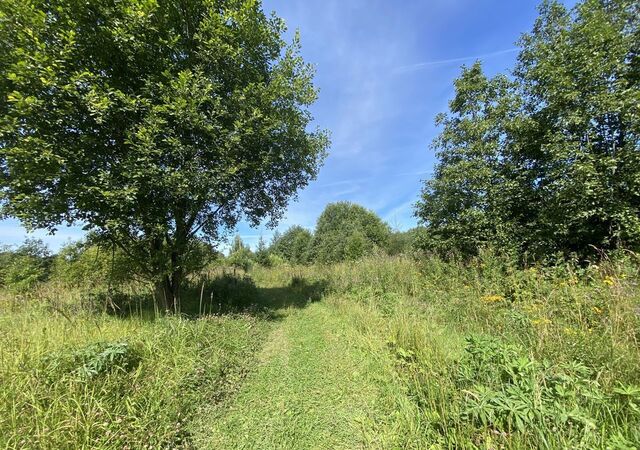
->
<box><xmin>0</xmin><ymin>308</ymin><xmax>270</xmax><ymax>449</ymax></box>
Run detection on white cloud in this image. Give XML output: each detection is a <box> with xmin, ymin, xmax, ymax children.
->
<box><xmin>394</xmin><ymin>47</ymin><xmax>519</xmax><ymax>73</ymax></box>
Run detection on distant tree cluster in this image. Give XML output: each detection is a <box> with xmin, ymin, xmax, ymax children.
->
<box><xmin>225</xmin><ymin>201</ymin><xmax>415</xmax><ymax>268</ymax></box>
<box><xmin>416</xmin><ymin>0</ymin><xmax>640</xmax><ymax>261</ymax></box>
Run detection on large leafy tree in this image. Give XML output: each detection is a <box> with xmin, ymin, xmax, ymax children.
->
<box><xmin>416</xmin><ymin>0</ymin><xmax>640</xmax><ymax>260</ymax></box>
<box><xmin>516</xmin><ymin>0</ymin><xmax>640</xmax><ymax>254</ymax></box>
<box><xmin>312</xmin><ymin>202</ymin><xmax>390</xmax><ymax>263</ymax></box>
<box><xmin>415</xmin><ymin>63</ymin><xmax>521</xmax><ymax>256</ymax></box>
<box><xmin>0</xmin><ymin>0</ymin><xmax>328</xmax><ymax>309</ymax></box>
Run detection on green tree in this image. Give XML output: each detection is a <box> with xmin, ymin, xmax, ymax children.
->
<box><xmin>416</xmin><ymin>0</ymin><xmax>640</xmax><ymax>260</ymax></box>
<box><xmin>312</xmin><ymin>202</ymin><xmax>391</xmax><ymax>263</ymax></box>
<box><xmin>415</xmin><ymin>63</ymin><xmax>519</xmax><ymax>256</ymax></box>
<box><xmin>0</xmin><ymin>0</ymin><xmax>329</xmax><ymax>310</ymax></box>
<box><xmin>2</xmin><ymin>239</ymin><xmax>52</xmax><ymax>292</ymax></box>
<box><xmin>270</xmin><ymin>225</ymin><xmax>313</xmax><ymax>264</ymax></box>
<box><xmin>253</xmin><ymin>236</ymin><xmax>271</xmax><ymax>267</ymax></box>
<box><xmin>515</xmin><ymin>0</ymin><xmax>640</xmax><ymax>255</ymax></box>
<box><xmin>227</xmin><ymin>235</ymin><xmax>253</xmax><ymax>272</ymax></box>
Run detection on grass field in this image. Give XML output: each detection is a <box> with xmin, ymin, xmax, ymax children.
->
<box><xmin>1</xmin><ymin>254</ymin><xmax>639</xmax><ymax>449</ymax></box>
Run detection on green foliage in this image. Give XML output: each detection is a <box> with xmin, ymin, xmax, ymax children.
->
<box><xmin>0</xmin><ymin>0</ymin><xmax>329</xmax><ymax>307</ymax></box>
<box><xmin>415</xmin><ymin>63</ymin><xmax>520</xmax><ymax>257</ymax></box>
<box><xmin>42</xmin><ymin>342</ymin><xmax>139</xmax><ymax>380</ymax></box>
<box><xmin>0</xmin><ymin>239</ymin><xmax>52</xmax><ymax>292</ymax></box>
<box><xmin>455</xmin><ymin>335</ymin><xmax>636</xmax><ymax>435</ymax></box>
<box><xmin>270</xmin><ymin>225</ymin><xmax>313</xmax><ymax>265</ymax></box>
<box><xmin>51</xmin><ymin>241</ymin><xmax>130</xmax><ymax>288</ymax></box>
<box><xmin>253</xmin><ymin>236</ymin><xmax>272</xmax><ymax>267</ymax></box>
<box><xmin>312</xmin><ymin>202</ymin><xmax>391</xmax><ymax>263</ymax></box>
<box><xmin>227</xmin><ymin>235</ymin><xmax>253</xmax><ymax>272</ymax></box>
<box><xmin>416</xmin><ymin>0</ymin><xmax>640</xmax><ymax>260</ymax></box>
<box><xmin>386</xmin><ymin>229</ymin><xmax>417</xmax><ymax>256</ymax></box>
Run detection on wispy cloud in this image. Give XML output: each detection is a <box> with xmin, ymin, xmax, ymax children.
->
<box><xmin>383</xmin><ymin>198</ymin><xmax>417</xmax><ymax>230</ymax></box>
<box><xmin>394</xmin><ymin>47</ymin><xmax>519</xmax><ymax>74</ymax></box>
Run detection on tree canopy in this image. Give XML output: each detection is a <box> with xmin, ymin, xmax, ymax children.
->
<box><xmin>416</xmin><ymin>0</ymin><xmax>640</xmax><ymax>260</ymax></box>
<box><xmin>312</xmin><ymin>202</ymin><xmax>391</xmax><ymax>263</ymax></box>
<box><xmin>270</xmin><ymin>225</ymin><xmax>313</xmax><ymax>265</ymax></box>
<box><xmin>0</xmin><ymin>0</ymin><xmax>328</xmax><ymax>309</ymax></box>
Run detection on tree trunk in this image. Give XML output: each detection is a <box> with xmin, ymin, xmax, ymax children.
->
<box><xmin>154</xmin><ymin>271</ymin><xmax>182</xmax><ymax>314</ymax></box>
<box><xmin>151</xmin><ymin>210</ymin><xmax>187</xmax><ymax>314</ymax></box>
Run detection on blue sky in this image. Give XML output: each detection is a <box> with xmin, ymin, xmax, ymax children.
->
<box><xmin>0</xmin><ymin>0</ymin><xmax>567</xmax><ymax>251</ymax></box>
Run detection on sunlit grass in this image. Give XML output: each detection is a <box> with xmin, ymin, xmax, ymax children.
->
<box><xmin>2</xmin><ymin>253</ymin><xmax>639</xmax><ymax>448</ymax></box>
<box><xmin>0</xmin><ymin>301</ymin><xmax>270</xmax><ymax>449</ymax></box>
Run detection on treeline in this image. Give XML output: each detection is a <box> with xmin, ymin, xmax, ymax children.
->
<box><xmin>0</xmin><ymin>238</ymin><xmax>132</xmax><ymax>293</ymax></box>
<box><xmin>1</xmin><ymin>0</ymin><xmax>637</xmax><ymax>294</ymax></box>
<box><xmin>228</xmin><ymin>201</ymin><xmax>415</xmax><ymax>269</ymax></box>
<box><xmin>0</xmin><ymin>202</ymin><xmax>414</xmax><ymax>291</ymax></box>
<box><xmin>415</xmin><ymin>0</ymin><xmax>639</xmax><ymax>262</ymax></box>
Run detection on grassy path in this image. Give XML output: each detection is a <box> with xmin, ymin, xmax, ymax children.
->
<box><xmin>193</xmin><ymin>300</ymin><xmax>391</xmax><ymax>449</ymax></box>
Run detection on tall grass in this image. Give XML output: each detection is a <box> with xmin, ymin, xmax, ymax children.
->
<box><xmin>0</xmin><ymin>283</ymin><xmax>271</xmax><ymax>449</ymax></box>
<box><xmin>254</xmin><ymin>253</ymin><xmax>640</xmax><ymax>448</ymax></box>
<box><xmin>2</xmin><ymin>252</ymin><xmax>639</xmax><ymax>448</ymax></box>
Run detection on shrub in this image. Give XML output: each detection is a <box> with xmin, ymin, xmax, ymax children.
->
<box><xmin>1</xmin><ymin>239</ymin><xmax>52</xmax><ymax>292</ymax></box>
<box><xmin>455</xmin><ymin>335</ymin><xmax>640</xmax><ymax>442</ymax></box>
<box><xmin>41</xmin><ymin>341</ymin><xmax>140</xmax><ymax>380</ymax></box>
<box><xmin>51</xmin><ymin>241</ymin><xmax>131</xmax><ymax>288</ymax></box>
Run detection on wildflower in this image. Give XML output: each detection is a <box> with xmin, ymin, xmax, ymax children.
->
<box><xmin>532</xmin><ymin>318</ymin><xmax>551</xmax><ymax>326</ymax></box>
<box><xmin>592</xmin><ymin>306</ymin><xmax>603</xmax><ymax>315</ymax></box>
<box><xmin>481</xmin><ymin>295</ymin><xmax>505</xmax><ymax>303</ymax></box>
<box><xmin>563</xmin><ymin>327</ymin><xmax>577</xmax><ymax>335</ymax></box>
<box><xmin>603</xmin><ymin>276</ymin><xmax>615</xmax><ymax>286</ymax></box>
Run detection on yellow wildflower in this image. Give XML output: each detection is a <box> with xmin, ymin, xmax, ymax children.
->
<box><xmin>481</xmin><ymin>295</ymin><xmax>505</xmax><ymax>303</ymax></box>
<box><xmin>532</xmin><ymin>318</ymin><xmax>552</xmax><ymax>326</ymax></box>
<box><xmin>592</xmin><ymin>306</ymin><xmax>603</xmax><ymax>315</ymax></box>
<box><xmin>603</xmin><ymin>276</ymin><xmax>615</xmax><ymax>286</ymax></box>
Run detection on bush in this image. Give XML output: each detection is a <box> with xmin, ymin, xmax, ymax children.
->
<box><xmin>1</xmin><ymin>239</ymin><xmax>52</xmax><ymax>292</ymax></box>
<box><xmin>227</xmin><ymin>236</ymin><xmax>254</xmax><ymax>272</ymax></box>
<box><xmin>51</xmin><ymin>241</ymin><xmax>131</xmax><ymax>288</ymax></box>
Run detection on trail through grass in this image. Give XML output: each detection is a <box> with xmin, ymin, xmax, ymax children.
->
<box><xmin>3</xmin><ymin>255</ymin><xmax>639</xmax><ymax>448</ymax></box>
<box><xmin>194</xmin><ymin>300</ymin><xmax>391</xmax><ymax>449</ymax></box>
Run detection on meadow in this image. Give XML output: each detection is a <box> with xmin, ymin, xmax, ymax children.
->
<box><xmin>1</xmin><ymin>252</ymin><xmax>639</xmax><ymax>449</ymax></box>
<box><xmin>2</xmin><ymin>0</ymin><xmax>639</xmax><ymax>448</ymax></box>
